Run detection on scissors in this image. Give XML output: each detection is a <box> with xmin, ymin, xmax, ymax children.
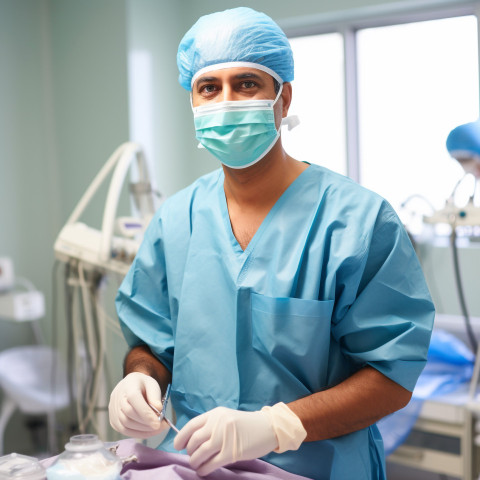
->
<box><xmin>148</xmin><ymin>383</ymin><xmax>180</xmax><ymax>433</ymax></box>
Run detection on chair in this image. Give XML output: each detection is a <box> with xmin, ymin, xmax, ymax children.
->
<box><xmin>0</xmin><ymin>264</ymin><xmax>70</xmax><ymax>455</ymax></box>
<box><xmin>0</xmin><ymin>344</ymin><xmax>70</xmax><ymax>455</ymax></box>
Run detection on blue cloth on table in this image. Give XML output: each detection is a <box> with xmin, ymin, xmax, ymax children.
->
<box><xmin>378</xmin><ymin>328</ymin><xmax>474</xmax><ymax>455</ymax></box>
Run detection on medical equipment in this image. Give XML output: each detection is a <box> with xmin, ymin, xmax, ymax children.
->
<box><xmin>422</xmin><ymin>175</ymin><xmax>480</xmax><ymax>228</ymax></box>
<box><xmin>385</xmin><ymin>317</ymin><xmax>480</xmax><ymax>480</ymax></box>
<box><xmin>53</xmin><ymin>142</ymin><xmax>160</xmax><ymax>439</ymax></box>
<box><xmin>419</xmin><ymin>122</ymin><xmax>480</xmax><ymax>354</ymax></box>
<box><xmin>424</xmin><ymin>120</ymin><xmax>480</xmax><ymax>229</ymax></box>
<box><xmin>0</xmin><ymin>259</ymin><xmax>45</xmax><ymax>324</ymax></box>
<box><xmin>0</xmin><ymin>258</ymin><xmax>14</xmax><ymax>292</ymax></box>
<box><xmin>388</xmin><ymin>123</ymin><xmax>480</xmax><ymax>478</ymax></box>
<box><xmin>148</xmin><ymin>384</ymin><xmax>179</xmax><ymax>433</ymax></box>
<box><xmin>0</xmin><ymin>291</ymin><xmax>45</xmax><ymax>323</ymax></box>
<box><xmin>46</xmin><ymin>434</ymin><xmax>121</xmax><ymax>480</ymax></box>
<box><xmin>55</xmin><ymin>143</ymin><xmax>159</xmax><ymax>276</ymax></box>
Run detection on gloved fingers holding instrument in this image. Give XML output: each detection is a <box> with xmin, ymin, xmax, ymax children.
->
<box><xmin>109</xmin><ymin>372</ymin><xmax>170</xmax><ymax>438</ymax></box>
<box><xmin>148</xmin><ymin>383</ymin><xmax>180</xmax><ymax>433</ymax></box>
<box><xmin>174</xmin><ymin>403</ymin><xmax>306</xmax><ymax>477</ymax></box>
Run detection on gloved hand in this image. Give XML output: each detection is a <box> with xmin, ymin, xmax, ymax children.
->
<box><xmin>109</xmin><ymin>372</ymin><xmax>169</xmax><ymax>438</ymax></box>
<box><xmin>174</xmin><ymin>402</ymin><xmax>306</xmax><ymax>477</ymax></box>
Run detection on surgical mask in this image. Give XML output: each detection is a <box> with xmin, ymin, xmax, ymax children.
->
<box><xmin>192</xmin><ymin>86</ymin><xmax>287</xmax><ymax>169</ymax></box>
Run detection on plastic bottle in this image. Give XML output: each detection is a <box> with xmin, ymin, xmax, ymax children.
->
<box><xmin>46</xmin><ymin>435</ymin><xmax>121</xmax><ymax>480</ymax></box>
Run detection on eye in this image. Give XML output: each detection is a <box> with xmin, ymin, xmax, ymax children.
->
<box><xmin>241</xmin><ymin>81</ymin><xmax>257</xmax><ymax>89</ymax></box>
<box><xmin>200</xmin><ymin>84</ymin><xmax>217</xmax><ymax>94</ymax></box>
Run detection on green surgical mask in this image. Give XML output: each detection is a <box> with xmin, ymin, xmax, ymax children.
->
<box><xmin>192</xmin><ymin>87</ymin><xmax>283</xmax><ymax>169</ymax></box>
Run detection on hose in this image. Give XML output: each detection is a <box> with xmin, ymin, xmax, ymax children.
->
<box><xmin>450</xmin><ymin>226</ymin><xmax>478</xmax><ymax>353</ymax></box>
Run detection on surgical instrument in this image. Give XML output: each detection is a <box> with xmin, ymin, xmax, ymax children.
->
<box><xmin>149</xmin><ymin>384</ymin><xmax>179</xmax><ymax>433</ymax></box>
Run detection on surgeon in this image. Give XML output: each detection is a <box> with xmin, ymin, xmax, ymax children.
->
<box><xmin>108</xmin><ymin>7</ymin><xmax>434</xmax><ymax>480</ymax></box>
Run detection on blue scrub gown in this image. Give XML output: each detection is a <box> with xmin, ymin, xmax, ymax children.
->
<box><xmin>116</xmin><ymin>164</ymin><xmax>435</xmax><ymax>480</ymax></box>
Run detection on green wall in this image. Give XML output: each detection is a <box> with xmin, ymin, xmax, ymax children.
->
<box><xmin>49</xmin><ymin>0</ymin><xmax>130</xmax><ymax>228</ymax></box>
<box><xmin>0</xmin><ymin>0</ymin><xmax>56</xmax><ymax>453</ymax></box>
<box><xmin>125</xmin><ymin>0</ymin><xmax>213</xmax><ymax>197</ymax></box>
<box><xmin>0</xmin><ymin>0</ymin><xmax>56</xmax><ymax>318</ymax></box>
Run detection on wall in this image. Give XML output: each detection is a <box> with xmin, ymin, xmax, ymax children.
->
<box><xmin>186</xmin><ymin>0</ymin><xmax>479</xmax><ymax>31</ymax></box>
<box><xmin>0</xmin><ymin>0</ymin><xmax>57</xmax><ymax>454</ymax></box>
<box><xmin>0</xmin><ymin>0</ymin><xmax>56</xmax><ymax>343</ymax></box>
<box><xmin>48</xmin><ymin>0</ymin><xmax>130</xmax><ymax>228</ymax></box>
<box><xmin>125</xmin><ymin>0</ymin><xmax>216</xmax><ymax>197</ymax></box>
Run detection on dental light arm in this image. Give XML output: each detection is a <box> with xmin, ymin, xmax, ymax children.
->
<box><xmin>53</xmin><ymin>142</ymin><xmax>160</xmax><ymax>437</ymax></box>
<box><xmin>99</xmin><ymin>144</ymin><xmax>152</xmax><ymax>263</ymax></box>
<box><xmin>55</xmin><ymin>142</ymin><xmax>159</xmax><ymax>275</ymax></box>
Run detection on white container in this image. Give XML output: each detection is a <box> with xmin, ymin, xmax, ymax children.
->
<box><xmin>46</xmin><ymin>435</ymin><xmax>121</xmax><ymax>480</ymax></box>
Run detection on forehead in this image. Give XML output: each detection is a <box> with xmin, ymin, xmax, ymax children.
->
<box><xmin>193</xmin><ymin>67</ymin><xmax>273</xmax><ymax>87</ymax></box>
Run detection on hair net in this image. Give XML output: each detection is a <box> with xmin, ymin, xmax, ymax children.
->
<box><xmin>446</xmin><ymin>120</ymin><xmax>480</xmax><ymax>160</ymax></box>
<box><xmin>177</xmin><ymin>7</ymin><xmax>294</xmax><ymax>91</ymax></box>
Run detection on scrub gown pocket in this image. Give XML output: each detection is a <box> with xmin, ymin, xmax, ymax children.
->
<box><xmin>251</xmin><ymin>293</ymin><xmax>334</xmax><ymax>392</ymax></box>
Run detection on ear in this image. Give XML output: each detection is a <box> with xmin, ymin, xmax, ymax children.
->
<box><xmin>281</xmin><ymin>82</ymin><xmax>292</xmax><ymax>117</ymax></box>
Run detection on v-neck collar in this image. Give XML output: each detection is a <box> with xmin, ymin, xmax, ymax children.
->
<box><xmin>217</xmin><ymin>165</ymin><xmax>312</xmax><ymax>260</ymax></box>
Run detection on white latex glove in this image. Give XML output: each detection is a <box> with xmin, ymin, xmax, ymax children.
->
<box><xmin>109</xmin><ymin>372</ymin><xmax>169</xmax><ymax>438</ymax></box>
<box><xmin>174</xmin><ymin>403</ymin><xmax>306</xmax><ymax>477</ymax></box>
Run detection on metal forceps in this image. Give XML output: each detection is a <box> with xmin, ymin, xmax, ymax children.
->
<box><xmin>149</xmin><ymin>383</ymin><xmax>180</xmax><ymax>433</ymax></box>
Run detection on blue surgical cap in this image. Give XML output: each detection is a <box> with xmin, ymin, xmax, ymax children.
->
<box><xmin>446</xmin><ymin>120</ymin><xmax>480</xmax><ymax>160</ymax></box>
<box><xmin>177</xmin><ymin>7</ymin><xmax>294</xmax><ymax>91</ymax></box>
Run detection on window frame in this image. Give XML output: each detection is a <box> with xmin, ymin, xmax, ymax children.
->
<box><xmin>280</xmin><ymin>1</ymin><xmax>480</xmax><ymax>183</ymax></box>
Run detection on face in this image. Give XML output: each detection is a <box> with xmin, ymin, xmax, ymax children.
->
<box><xmin>191</xmin><ymin>67</ymin><xmax>292</xmax><ymax>128</ymax></box>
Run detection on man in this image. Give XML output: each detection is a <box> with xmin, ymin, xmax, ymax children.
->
<box><xmin>109</xmin><ymin>7</ymin><xmax>434</xmax><ymax>480</ymax></box>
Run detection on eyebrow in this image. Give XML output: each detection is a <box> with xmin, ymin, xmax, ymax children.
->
<box><xmin>195</xmin><ymin>72</ymin><xmax>264</xmax><ymax>87</ymax></box>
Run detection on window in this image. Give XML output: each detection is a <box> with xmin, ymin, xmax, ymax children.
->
<box><xmin>285</xmin><ymin>11</ymin><xmax>479</xmax><ymax>226</ymax></box>
<box><xmin>357</xmin><ymin>16</ymin><xmax>479</xmax><ymax>217</ymax></box>
<box><xmin>283</xmin><ymin>34</ymin><xmax>347</xmax><ymax>175</ymax></box>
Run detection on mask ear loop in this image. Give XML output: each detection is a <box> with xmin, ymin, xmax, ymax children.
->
<box><xmin>272</xmin><ymin>82</ymin><xmax>283</xmax><ymax>107</ymax></box>
<box><xmin>274</xmin><ymin>83</ymin><xmax>300</xmax><ymax>131</ymax></box>
<box><xmin>190</xmin><ymin>92</ymin><xmax>207</xmax><ymax>148</ymax></box>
